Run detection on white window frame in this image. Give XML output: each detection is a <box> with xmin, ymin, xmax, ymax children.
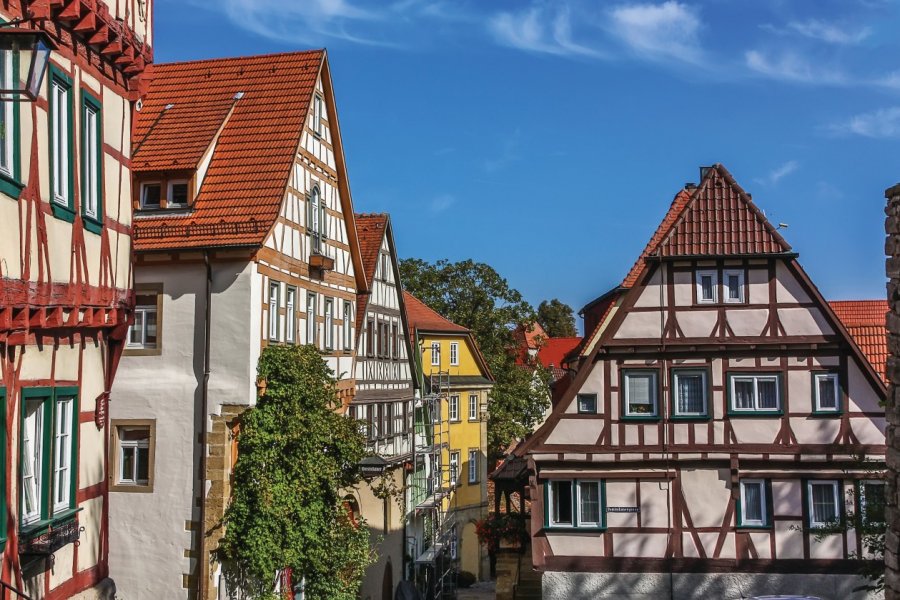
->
<box><xmin>313</xmin><ymin>94</ymin><xmax>323</xmax><ymax>136</ymax></box>
<box><xmin>52</xmin><ymin>396</ymin><xmax>74</xmax><ymax>514</ymax></box>
<box><xmin>268</xmin><ymin>282</ymin><xmax>280</xmax><ymax>341</ymax></box>
<box><xmin>449</xmin><ymin>342</ymin><xmax>459</xmax><ymax>366</ymax></box>
<box><xmin>548</xmin><ymin>480</ymin><xmax>574</xmax><ymax>527</ymax></box>
<box><xmin>468</xmin><ymin>393</ymin><xmax>479</xmax><ymax>421</ymax></box>
<box><xmin>729</xmin><ymin>374</ymin><xmax>781</xmax><ymax>413</ymax></box>
<box><xmin>576</xmin><ymin>480</ymin><xmax>603</xmax><ymax>527</ymax></box>
<box><xmin>167</xmin><ymin>179</ymin><xmax>190</xmax><ymax>208</ymax></box>
<box><xmin>696</xmin><ymin>269</ymin><xmax>718</xmax><ymax>304</ymax></box>
<box><xmin>672</xmin><ymin>369</ymin><xmax>708</xmax><ymax>417</ymax></box>
<box><xmin>739</xmin><ymin>479</ymin><xmax>767</xmax><ymax>527</ymax></box>
<box><xmin>723</xmin><ymin>269</ymin><xmax>745</xmax><ymax>304</ymax></box>
<box><xmin>306</xmin><ymin>292</ymin><xmax>317</xmax><ymax>346</ymax></box>
<box><xmin>50</xmin><ymin>77</ymin><xmax>70</xmax><ymax>207</ymax></box>
<box><xmin>128</xmin><ymin>296</ymin><xmax>159</xmax><ymax>349</ymax></box>
<box><xmin>449</xmin><ymin>451</ymin><xmax>460</xmax><ymax>485</ymax></box>
<box><xmin>0</xmin><ymin>49</ymin><xmax>14</xmax><ymax>178</ymax></box>
<box><xmin>813</xmin><ymin>372</ymin><xmax>840</xmax><ymax>413</ymax></box>
<box><xmin>623</xmin><ymin>370</ymin><xmax>658</xmax><ymax>417</ymax></box>
<box><xmin>577</xmin><ymin>393</ymin><xmax>597</xmax><ymax>414</ymax></box>
<box><xmin>468</xmin><ymin>449</ymin><xmax>478</xmax><ymax>484</ymax></box>
<box><xmin>807</xmin><ymin>480</ymin><xmax>841</xmax><ymax>528</ymax></box>
<box><xmin>324</xmin><ymin>298</ymin><xmax>334</xmax><ymax>350</ymax></box>
<box><xmin>449</xmin><ymin>395</ymin><xmax>459</xmax><ymax>422</ymax></box>
<box><xmin>343</xmin><ymin>301</ymin><xmax>352</xmax><ymax>350</ymax></box>
<box><xmin>285</xmin><ymin>286</ymin><xmax>296</xmax><ymax>344</ymax></box>
<box><xmin>21</xmin><ymin>398</ymin><xmax>44</xmax><ymax>525</ymax></box>
<box><xmin>117</xmin><ymin>427</ymin><xmax>151</xmax><ymax>486</ymax></box>
<box><xmin>140</xmin><ymin>181</ymin><xmax>161</xmax><ymax>209</ymax></box>
<box><xmin>431</xmin><ymin>342</ymin><xmax>440</xmax><ymax>366</ymax></box>
<box><xmin>310</xmin><ymin>185</ymin><xmax>324</xmax><ymax>253</ymax></box>
<box><xmin>82</xmin><ymin>102</ymin><xmax>100</xmax><ymax>220</ymax></box>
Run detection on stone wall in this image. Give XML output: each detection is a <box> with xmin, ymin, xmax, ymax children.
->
<box><xmin>885</xmin><ymin>182</ymin><xmax>900</xmax><ymax>599</ymax></box>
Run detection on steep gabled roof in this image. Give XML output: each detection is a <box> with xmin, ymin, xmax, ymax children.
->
<box><xmin>132</xmin><ymin>50</ymin><xmax>325</xmax><ymax>251</ymax></box>
<box><xmin>403</xmin><ymin>292</ymin><xmax>469</xmax><ymax>334</ymax></box>
<box><xmin>621</xmin><ymin>188</ymin><xmax>693</xmax><ymax>288</ymax></box>
<box><xmin>355</xmin><ymin>214</ymin><xmax>388</xmax><ymax>285</ymax></box>
<box><xmin>830</xmin><ymin>300</ymin><xmax>888</xmax><ymax>383</ymax></box>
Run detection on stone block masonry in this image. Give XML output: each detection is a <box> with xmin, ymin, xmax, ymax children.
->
<box><xmin>885</xmin><ymin>182</ymin><xmax>900</xmax><ymax>600</ymax></box>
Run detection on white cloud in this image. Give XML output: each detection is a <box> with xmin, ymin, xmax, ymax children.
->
<box><xmin>430</xmin><ymin>194</ymin><xmax>455</xmax><ymax>213</ymax></box>
<box><xmin>827</xmin><ymin>107</ymin><xmax>900</xmax><ymax>138</ymax></box>
<box><xmin>786</xmin><ymin>19</ymin><xmax>871</xmax><ymax>45</ymax></box>
<box><xmin>756</xmin><ymin>160</ymin><xmax>799</xmax><ymax>186</ymax></box>
<box><xmin>608</xmin><ymin>1</ymin><xmax>703</xmax><ymax>64</ymax></box>
<box><xmin>744</xmin><ymin>50</ymin><xmax>849</xmax><ymax>85</ymax></box>
<box><xmin>488</xmin><ymin>5</ymin><xmax>604</xmax><ymax>58</ymax></box>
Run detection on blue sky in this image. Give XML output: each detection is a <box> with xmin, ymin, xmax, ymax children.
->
<box><xmin>158</xmin><ymin>0</ymin><xmax>900</xmax><ymax>323</ymax></box>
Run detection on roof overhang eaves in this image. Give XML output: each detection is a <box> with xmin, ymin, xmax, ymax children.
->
<box><xmin>135</xmin><ymin>242</ymin><xmax>260</xmax><ymax>254</ymax></box>
<box><xmin>579</xmin><ymin>286</ymin><xmax>626</xmax><ymax>316</ymax></box>
<box><xmin>647</xmin><ymin>251</ymin><xmax>800</xmax><ymax>262</ymax></box>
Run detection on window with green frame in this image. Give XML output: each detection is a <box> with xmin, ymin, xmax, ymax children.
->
<box><xmin>0</xmin><ymin>45</ymin><xmax>22</xmax><ymax>199</ymax></box>
<box><xmin>544</xmin><ymin>479</ymin><xmax>606</xmax><ymax>529</ymax></box>
<box><xmin>48</xmin><ymin>65</ymin><xmax>75</xmax><ymax>223</ymax></box>
<box><xmin>20</xmin><ymin>387</ymin><xmax>79</xmax><ymax>533</ymax></box>
<box><xmin>80</xmin><ymin>90</ymin><xmax>103</xmax><ymax>234</ymax></box>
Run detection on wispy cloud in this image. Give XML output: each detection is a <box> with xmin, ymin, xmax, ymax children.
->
<box><xmin>483</xmin><ymin>129</ymin><xmax>522</xmax><ymax>173</ymax></box>
<box><xmin>489</xmin><ymin>4</ymin><xmax>605</xmax><ymax>58</ymax></box>
<box><xmin>827</xmin><ymin>106</ymin><xmax>900</xmax><ymax>138</ymax></box>
<box><xmin>430</xmin><ymin>194</ymin><xmax>455</xmax><ymax>213</ymax></box>
<box><xmin>744</xmin><ymin>50</ymin><xmax>850</xmax><ymax>85</ymax></box>
<box><xmin>608</xmin><ymin>1</ymin><xmax>704</xmax><ymax>64</ymax></box>
<box><xmin>762</xmin><ymin>19</ymin><xmax>872</xmax><ymax>45</ymax></box>
<box><xmin>755</xmin><ymin>160</ymin><xmax>800</xmax><ymax>186</ymax></box>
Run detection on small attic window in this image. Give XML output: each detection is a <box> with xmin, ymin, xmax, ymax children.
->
<box><xmin>141</xmin><ymin>182</ymin><xmax>161</xmax><ymax>209</ymax></box>
<box><xmin>313</xmin><ymin>94</ymin><xmax>323</xmax><ymax>136</ymax></box>
<box><xmin>168</xmin><ymin>180</ymin><xmax>189</xmax><ymax>207</ymax></box>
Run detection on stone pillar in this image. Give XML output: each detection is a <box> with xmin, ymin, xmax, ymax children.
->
<box><xmin>885</xmin><ymin>182</ymin><xmax>900</xmax><ymax>599</ymax></box>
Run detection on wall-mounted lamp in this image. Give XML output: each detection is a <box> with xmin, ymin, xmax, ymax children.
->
<box><xmin>0</xmin><ymin>26</ymin><xmax>55</xmax><ymax>101</ymax></box>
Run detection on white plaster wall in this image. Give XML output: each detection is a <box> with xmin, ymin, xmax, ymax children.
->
<box><xmin>544</xmin><ymin>419</ymin><xmax>603</xmax><ymax>445</ymax></box>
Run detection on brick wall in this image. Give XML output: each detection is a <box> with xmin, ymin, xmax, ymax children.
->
<box><xmin>885</xmin><ymin>182</ymin><xmax>900</xmax><ymax>599</ymax></box>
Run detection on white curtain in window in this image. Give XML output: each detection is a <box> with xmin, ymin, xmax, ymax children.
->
<box><xmin>579</xmin><ymin>482</ymin><xmax>600</xmax><ymax>524</ymax></box>
<box><xmin>743</xmin><ymin>482</ymin><xmax>763</xmax><ymax>522</ymax></box>
<box><xmin>757</xmin><ymin>378</ymin><xmax>778</xmax><ymax>409</ymax></box>
<box><xmin>733</xmin><ymin>379</ymin><xmax>754</xmax><ymax>409</ymax></box>
<box><xmin>811</xmin><ymin>483</ymin><xmax>837</xmax><ymax>524</ymax></box>
<box><xmin>677</xmin><ymin>374</ymin><xmax>703</xmax><ymax>413</ymax></box>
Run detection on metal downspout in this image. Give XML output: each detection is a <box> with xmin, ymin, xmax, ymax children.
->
<box><xmin>198</xmin><ymin>251</ymin><xmax>212</xmax><ymax>600</ymax></box>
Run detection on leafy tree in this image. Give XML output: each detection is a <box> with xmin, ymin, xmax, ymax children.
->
<box><xmin>399</xmin><ymin>258</ymin><xmax>551</xmax><ymax>458</ymax></box>
<box><xmin>216</xmin><ymin>345</ymin><xmax>373</xmax><ymax>600</ymax></box>
<box><xmin>537</xmin><ymin>299</ymin><xmax>577</xmax><ymax>338</ymax></box>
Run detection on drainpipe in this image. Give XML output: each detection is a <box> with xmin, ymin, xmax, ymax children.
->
<box><xmin>197</xmin><ymin>251</ymin><xmax>212</xmax><ymax>600</ymax></box>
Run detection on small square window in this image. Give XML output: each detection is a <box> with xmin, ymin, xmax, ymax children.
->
<box><xmin>696</xmin><ymin>270</ymin><xmax>718</xmax><ymax>304</ymax></box>
<box><xmin>739</xmin><ymin>479</ymin><xmax>768</xmax><ymax>527</ymax></box>
<box><xmin>111</xmin><ymin>420</ymin><xmax>155</xmax><ymax>492</ymax></box>
<box><xmin>813</xmin><ymin>373</ymin><xmax>840</xmax><ymax>413</ymax></box>
<box><xmin>724</xmin><ymin>269</ymin><xmax>744</xmax><ymax>303</ymax></box>
<box><xmin>167</xmin><ymin>180</ymin><xmax>189</xmax><ymax>207</ymax></box>
<box><xmin>577</xmin><ymin>393</ymin><xmax>597</xmax><ymax>414</ymax></box>
<box><xmin>672</xmin><ymin>369</ymin><xmax>708</xmax><ymax>417</ymax></box>
<box><xmin>140</xmin><ymin>182</ymin><xmax>161</xmax><ymax>209</ymax></box>
<box><xmin>623</xmin><ymin>370</ymin><xmax>658</xmax><ymax>417</ymax></box>
<box><xmin>127</xmin><ymin>287</ymin><xmax>162</xmax><ymax>352</ymax></box>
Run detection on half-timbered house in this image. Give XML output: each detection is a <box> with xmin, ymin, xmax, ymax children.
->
<box><xmin>511</xmin><ymin>164</ymin><xmax>886</xmax><ymax>599</ymax></box>
<box><xmin>0</xmin><ymin>1</ymin><xmax>151</xmax><ymax>597</ymax></box>
<box><xmin>347</xmin><ymin>213</ymin><xmax>417</xmax><ymax>600</ymax></box>
<box><xmin>108</xmin><ymin>50</ymin><xmax>365</xmax><ymax>600</ymax></box>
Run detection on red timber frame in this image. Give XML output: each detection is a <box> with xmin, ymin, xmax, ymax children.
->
<box><xmin>0</xmin><ymin>0</ymin><xmax>148</xmax><ymax>596</ymax></box>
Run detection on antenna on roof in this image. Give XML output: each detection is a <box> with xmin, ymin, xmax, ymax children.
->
<box><xmin>233</xmin><ymin>91</ymin><xmax>244</xmax><ymax>100</ymax></box>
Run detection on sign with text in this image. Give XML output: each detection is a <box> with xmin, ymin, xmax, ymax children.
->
<box><xmin>606</xmin><ymin>506</ymin><xmax>640</xmax><ymax>513</ymax></box>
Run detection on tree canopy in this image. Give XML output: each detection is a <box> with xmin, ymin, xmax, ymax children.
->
<box><xmin>537</xmin><ymin>298</ymin><xmax>578</xmax><ymax>338</ymax></box>
<box><xmin>216</xmin><ymin>344</ymin><xmax>372</xmax><ymax>600</ymax></box>
<box><xmin>400</xmin><ymin>258</ymin><xmax>551</xmax><ymax>458</ymax></box>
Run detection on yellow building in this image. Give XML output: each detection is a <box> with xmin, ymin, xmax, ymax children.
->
<box><xmin>403</xmin><ymin>292</ymin><xmax>494</xmax><ymax>581</ymax></box>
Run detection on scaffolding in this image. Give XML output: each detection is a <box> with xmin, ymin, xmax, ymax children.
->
<box><xmin>409</xmin><ymin>371</ymin><xmax>458</xmax><ymax>600</ymax></box>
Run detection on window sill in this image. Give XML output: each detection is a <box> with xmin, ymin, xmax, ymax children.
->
<box><xmin>20</xmin><ymin>507</ymin><xmax>82</xmax><ymax>539</ymax></box>
<box><xmin>736</xmin><ymin>524</ymin><xmax>772</xmax><ymax>531</ymax></box>
<box><xmin>621</xmin><ymin>414</ymin><xmax>661</xmax><ymax>422</ymax></box>
<box><xmin>0</xmin><ymin>171</ymin><xmax>24</xmax><ymax>198</ymax></box>
<box><xmin>670</xmin><ymin>414</ymin><xmax>711</xmax><ymax>422</ymax></box>
<box><xmin>110</xmin><ymin>482</ymin><xmax>154</xmax><ymax>494</ymax></box>
<box><xmin>51</xmin><ymin>202</ymin><xmax>76</xmax><ymax>224</ymax></box>
<box><xmin>542</xmin><ymin>526</ymin><xmax>605</xmax><ymax>533</ymax></box>
<box><xmin>727</xmin><ymin>411</ymin><xmax>784</xmax><ymax>418</ymax></box>
<box><xmin>811</xmin><ymin>410</ymin><xmax>842</xmax><ymax>417</ymax></box>
<box><xmin>83</xmin><ymin>215</ymin><xmax>102</xmax><ymax>235</ymax></box>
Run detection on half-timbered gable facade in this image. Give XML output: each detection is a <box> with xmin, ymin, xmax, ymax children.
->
<box><xmin>109</xmin><ymin>50</ymin><xmax>366</xmax><ymax>600</ymax></box>
<box><xmin>0</xmin><ymin>1</ymin><xmax>151</xmax><ymax>598</ymax></box>
<box><xmin>515</xmin><ymin>164</ymin><xmax>886</xmax><ymax>599</ymax></box>
<box><xmin>347</xmin><ymin>213</ymin><xmax>417</xmax><ymax>600</ymax></box>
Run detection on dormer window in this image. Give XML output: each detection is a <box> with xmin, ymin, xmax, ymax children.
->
<box><xmin>168</xmin><ymin>180</ymin><xmax>189</xmax><ymax>207</ymax></box>
<box><xmin>141</xmin><ymin>182</ymin><xmax>161</xmax><ymax>209</ymax></box>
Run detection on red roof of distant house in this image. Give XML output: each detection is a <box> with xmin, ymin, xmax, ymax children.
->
<box><xmin>132</xmin><ymin>50</ymin><xmax>325</xmax><ymax>251</ymax></box>
<box><xmin>829</xmin><ymin>300</ymin><xmax>888</xmax><ymax>382</ymax></box>
<box><xmin>537</xmin><ymin>337</ymin><xmax>581</xmax><ymax>370</ymax></box>
<box><xmin>402</xmin><ymin>292</ymin><xmax>469</xmax><ymax>334</ymax></box>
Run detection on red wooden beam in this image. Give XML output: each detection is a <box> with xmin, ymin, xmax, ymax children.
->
<box><xmin>73</xmin><ymin>11</ymin><xmax>96</xmax><ymax>33</ymax></box>
<box><xmin>27</xmin><ymin>0</ymin><xmax>53</xmax><ymax>20</ymax></box>
<box><xmin>100</xmin><ymin>39</ymin><xmax>122</xmax><ymax>57</ymax></box>
<box><xmin>87</xmin><ymin>25</ymin><xmax>109</xmax><ymax>47</ymax></box>
<box><xmin>124</xmin><ymin>56</ymin><xmax>145</xmax><ymax>74</ymax></box>
<box><xmin>114</xmin><ymin>45</ymin><xmax>134</xmax><ymax>66</ymax></box>
<box><xmin>57</xmin><ymin>0</ymin><xmax>83</xmax><ymax>22</ymax></box>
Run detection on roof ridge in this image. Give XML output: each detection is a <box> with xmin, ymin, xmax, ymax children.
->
<box><xmin>151</xmin><ymin>49</ymin><xmax>325</xmax><ymax>70</ymax></box>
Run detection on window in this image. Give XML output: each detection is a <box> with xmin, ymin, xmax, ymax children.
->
<box><xmin>81</xmin><ymin>93</ymin><xmax>102</xmax><ymax>230</ymax></box>
<box><xmin>128</xmin><ymin>289</ymin><xmax>160</xmax><ymax>350</ymax></box>
<box><xmin>167</xmin><ymin>180</ymin><xmax>189</xmax><ymax>207</ymax></box>
<box><xmin>449</xmin><ymin>395</ymin><xmax>460</xmax><ymax>422</ymax></box>
<box><xmin>730</xmin><ymin>374</ymin><xmax>781</xmax><ymax>414</ymax></box>
<box><xmin>343</xmin><ymin>301</ymin><xmax>352</xmax><ymax>351</ymax></box>
<box><xmin>577</xmin><ymin>481</ymin><xmax>602</xmax><ymax>527</ymax></box>
<box><xmin>431</xmin><ymin>342</ymin><xmax>440</xmax><ymax>366</ymax></box>
<box><xmin>20</xmin><ymin>387</ymin><xmax>79</xmax><ymax>527</ymax></box>
<box><xmin>324</xmin><ymin>298</ymin><xmax>334</xmax><ymax>349</ymax></box>
<box><xmin>808</xmin><ymin>480</ymin><xmax>841</xmax><ymax>528</ymax></box>
<box><xmin>623</xmin><ymin>370</ymin><xmax>658</xmax><ymax>417</ymax></box>
<box><xmin>380</xmin><ymin>254</ymin><xmax>388</xmax><ymax>281</ymax></box>
<box><xmin>672</xmin><ymin>369</ymin><xmax>708</xmax><ymax>417</ymax></box>
<box><xmin>739</xmin><ymin>479</ymin><xmax>768</xmax><ymax>527</ymax></box>
<box><xmin>392</xmin><ymin>324</ymin><xmax>399</xmax><ymax>359</ymax></box>
<box><xmin>382</xmin><ymin>403</ymin><xmax>393</xmax><ymax>437</ymax></box>
<box><xmin>450</xmin><ymin>342</ymin><xmax>459</xmax><ymax>366</ymax></box>
<box><xmin>392</xmin><ymin>402</ymin><xmax>403</xmax><ymax>438</ymax></box>
<box><xmin>49</xmin><ymin>67</ymin><xmax>73</xmax><ymax>214</ymax></box>
<box><xmin>268</xmin><ymin>282</ymin><xmax>280</xmax><ymax>341</ymax></box>
<box><xmin>547</xmin><ymin>479</ymin><xmax>607</xmax><ymax>529</ymax></box>
<box><xmin>140</xmin><ymin>182</ymin><xmax>161</xmax><ymax>209</ymax></box>
<box><xmin>308</xmin><ymin>185</ymin><xmax>326</xmax><ymax>253</ymax></box>
<box><xmin>549</xmin><ymin>480</ymin><xmax>573</xmax><ymax>527</ymax></box>
<box><xmin>0</xmin><ymin>49</ymin><xmax>15</xmax><ymax>179</ymax></box>
<box><xmin>696</xmin><ymin>270</ymin><xmax>718</xmax><ymax>304</ymax></box>
<box><xmin>860</xmin><ymin>481</ymin><xmax>886</xmax><ymax>525</ymax></box>
<box><xmin>366</xmin><ymin>319</ymin><xmax>374</xmax><ymax>356</ymax></box>
<box><xmin>306</xmin><ymin>292</ymin><xmax>317</xmax><ymax>346</ymax></box>
<box><xmin>285</xmin><ymin>287</ymin><xmax>296</xmax><ymax>344</ymax></box>
<box><xmin>468</xmin><ymin>394</ymin><xmax>479</xmax><ymax>421</ymax></box>
<box><xmin>813</xmin><ymin>373</ymin><xmax>840</xmax><ymax>413</ymax></box>
<box><xmin>449</xmin><ymin>451</ymin><xmax>460</xmax><ymax>484</ymax></box>
<box><xmin>577</xmin><ymin>393</ymin><xmax>597</xmax><ymax>414</ymax></box>
<box><xmin>468</xmin><ymin>449</ymin><xmax>479</xmax><ymax>484</ymax></box>
<box><xmin>313</xmin><ymin>94</ymin><xmax>323</xmax><ymax>135</ymax></box>
<box><xmin>724</xmin><ymin>269</ymin><xmax>744</xmax><ymax>303</ymax></box>
<box><xmin>112</xmin><ymin>420</ymin><xmax>156</xmax><ymax>492</ymax></box>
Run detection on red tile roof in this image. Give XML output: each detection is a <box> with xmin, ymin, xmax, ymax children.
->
<box><xmin>537</xmin><ymin>337</ymin><xmax>581</xmax><ymax>369</ymax></box>
<box><xmin>132</xmin><ymin>50</ymin><xmax>325</xmax><ymax>251</ymax></box>
<box><xmin>355</xmin><ymin>214</ymin><xmax>388</xmax><ymax>285</ymax></box>
<box><xmin>829</xmin><ymin>300</ymin><xmax>888</xmax><ymax>382</ymax></box>
<box><xmin>402</xmin><ymin>292</ymin><xmax>469</xmax><ymax>334</ymax></box>
<box><xmin>621</xmin><ymin>188</ymin><xmax>693</xmax><ymax>288</ymax></box>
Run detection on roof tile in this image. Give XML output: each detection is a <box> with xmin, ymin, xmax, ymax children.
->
<box><xmin>829</xmin><ymin>300</ymin><xmax>888</xmax><ymax>382</ymax></box>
